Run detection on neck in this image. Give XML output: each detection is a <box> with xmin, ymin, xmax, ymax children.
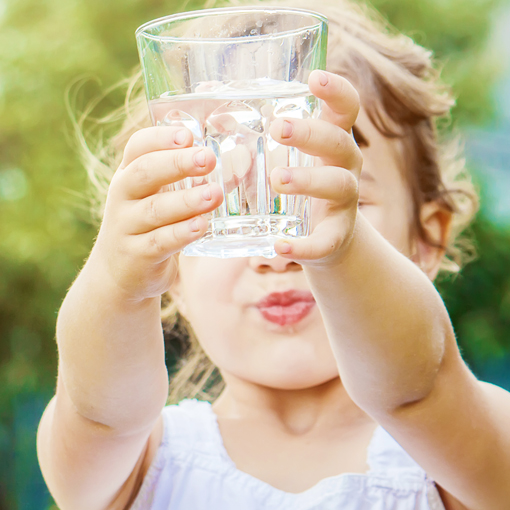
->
<box><xmin>212</xmin><ymin>374</ymin><xmax>372</xmax><ymax>436</ymax></box>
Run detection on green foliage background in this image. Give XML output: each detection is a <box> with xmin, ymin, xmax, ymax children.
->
<box><xmin>0</xmin><ymin>0</ymin><xmax>509</xmax><ymax>508</ymax></box>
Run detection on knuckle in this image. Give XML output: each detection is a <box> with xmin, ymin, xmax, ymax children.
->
<box><xmin>302</xmin><ymin>121</ymin><xmax>314</xmax><ymax>146</ymax></box>
<box><xmin>173</xmin><ymin>150</ymin><xmax>189</xmax><ymax>180</ymax></box>
<box><xmin>336</xmin><ymin>77</ymin><xmax>349</xmax><ymax>102</ymax></box>
<box><xmin>303</xmin><ymin>168</ymin><xmax>314</xmax><ymax>190</ymax></box>
<box><xmin>147</xmin><ymin>230</ymin><xmax>167</xmax><ymax>258</ymax></box>
<box><xmin>132</xmin><ymin>154</ymin><xmax>152</xmax><ymax>185</ymax></box>
<box><xmin>307</xmin><ymin>242</ymin><xmax>321</xmax><ymax>260</ymax></box>
<box><xmin>176</xmin><ymin>221</ymin><xmax>190</xmax><ymax>243</ymax></box>
<box><xmin>342</xmin><ymin>171</ymin><xmax>359</xmax><ymax>203</ymax></box>
<box><xmin>339</xmin><ymin>77</ymin><xmax>360</xmax><ymax>109</ymax></box>
<box><xmin>171</xmin><ymin>221</ymin><xmax>190</xmax><ymax>248</ymax></box>
<box><xmin>331</xmin><ymin>169</ymin><xmax>353</xmax><ymax>200</ymax></box>
<box><xmin>155</xmin><ymin>126</ymin><xmax>169</xmax><ymax>147</ymax></box>
<box><xmin>182</xmin><ymin>188</ymin><xmax>197</xmax><ymax>212</ymax></box>
<box><xmin>333</xmin><ymin>130</ymin><xmax>349</xmax><ymax>155</ymax></box>
<box><xmin>298</xmin><ymin>242</ymin><xmax>312</xmax><ymax>260</ymax></box>
<box><xmin>145</xmin><ymin>195</ymin><xmax>160</xmax><ymax>226</ymax></box>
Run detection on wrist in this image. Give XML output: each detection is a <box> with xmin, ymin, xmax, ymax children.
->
<box><xmin>81</xmin><ymin>246</ymin><xmax>160</xmax><ymax>310</ymax></box>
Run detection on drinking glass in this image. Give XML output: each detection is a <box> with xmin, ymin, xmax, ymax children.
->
<box><xmin>136</xmin><ymin>7</ymin><xmax>328</xmax><ymax>258</ymax></box>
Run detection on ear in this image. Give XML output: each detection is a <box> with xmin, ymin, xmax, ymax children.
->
<box><xmin>167</xmin><ymin>272</ymin><xmax>189</xmax><ymax>320</ymax></box>
<box><xmin>411</xmin><ymin>201</ymin><xmax>453</xmax><ymax>281</ymax></box>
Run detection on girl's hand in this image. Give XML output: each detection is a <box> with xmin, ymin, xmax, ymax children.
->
<box><xmin>91</xmin><ymin>127</ymin><xmax>223</xmax><ymax>301</ymax></box>
<box><xmin>269</xmin><ymin>70</ymin><xmax>362</xmax><ymax>266</ymax></box>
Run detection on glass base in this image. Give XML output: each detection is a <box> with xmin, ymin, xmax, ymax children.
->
<box><xmin>182</xmin><ymin>215</ymin><xmax>307</xmax><ymax>259</ymax></box>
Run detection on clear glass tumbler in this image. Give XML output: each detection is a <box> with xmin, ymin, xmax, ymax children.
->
<box><xmin>136</xmin><ymin>7</ymin><xmax>328</xmax><ymax>258</ymax></box>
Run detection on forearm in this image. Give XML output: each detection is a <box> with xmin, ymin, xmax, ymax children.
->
<box><xmin>56</xmin><ymin>251</ymin><xmax>169</xmax><ymax>433</ymax></box>
<box><xmin>304</xmin><ymin>214</ymin><xmax>453</xmax><ymax>412</ymax></box>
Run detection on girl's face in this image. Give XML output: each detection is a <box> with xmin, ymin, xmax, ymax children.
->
<box><xmin>173</xmin><ymin>108</ymin><xmax>425</xmax><ymax>390</ymax></box>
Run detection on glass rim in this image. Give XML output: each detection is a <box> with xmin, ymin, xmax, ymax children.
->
<box><xmin>135</xmin><ymin>6</ymin><xmax>328</xmax><ymax>43</ymax></box>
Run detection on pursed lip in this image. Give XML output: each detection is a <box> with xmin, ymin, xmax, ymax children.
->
<box><xmin>255</xmin><ymin>290</ymin><xmax>316</xmax><ymax>326</ymax></box>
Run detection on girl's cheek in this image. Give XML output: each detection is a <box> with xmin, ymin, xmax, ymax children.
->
<box><xmin>193</xmin><ymin>259</ymin><xmax>248</xmax><ymax>300</ymax></box>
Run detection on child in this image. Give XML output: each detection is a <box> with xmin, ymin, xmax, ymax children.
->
<box><xmin>37</xmin><ymin>0</ymin><xmax>510</xmax><ymax>509</ymax></box>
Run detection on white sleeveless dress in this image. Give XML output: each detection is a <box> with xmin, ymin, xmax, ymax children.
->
<box><xmin>130</xmin><ymin>399</ymin><xmax>446</xmax><ymax>510</ymax></box>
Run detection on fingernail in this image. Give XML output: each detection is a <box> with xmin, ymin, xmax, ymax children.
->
<box><xmin>194</xmin><ymin>149</ymin><xmax>206</xmax><ymax>167</ymax></box>
<box><xmin>280</xmin><ymin>168</ymin><xmax>292</xmax><ymax>184</ymax></box>
<box><xmin>201</xmin><ymin>185</ymin><xmax>211</xmax><ymax>201</ymax></box>
<box><xmin>174</xmin><ymin>129</ymin><xmax>187</xmax><ymax>145</ymax></box>
<box><xmin>318</xmin><ymin>71</ymin><xmax>328</xmax><ymax>87</ymax></box>
<box><xmin>190</xmin><ymin>218</ymin><xmax>201</xmax><ymax>232</ymax></box>
<box><xmin>280</xmin><ymin>241</ymin><xmax>292</xmax><ymax>254</ymax></box>
<box><xmin>281</xmin><ymin>120</ymin><xmax>293</xmax><ymax>139</ymax></box>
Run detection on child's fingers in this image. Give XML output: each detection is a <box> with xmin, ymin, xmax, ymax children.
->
<box><xmin>119</xmin><ymin>126</ymin><xmax>193</xmax><ymax>169</ymax></box>
<box><xmin>274</xmin><ymin>214</ymin><xmax>354</xmax><ymax>263</ymax></box>
<box><xmin>308</xmin><ymin>70</ymin><xmax>360</xmax><ymax>133</ymax></box>
<box><xmin>134</xmin><ymin>215</ymin><xmax>209</xmax><ymax>263</ymax></box>
<box><xmin>269</xmin><ymin>117</ymin><xmax>362</xmax><ymax>172</ymax></box>
<box><xmin>128</xmin><ymin>183</ymin><xmax>223</xmax><ymax>235</ymax></box>
<box><xmin>270</xmin><ymin>165</ymin><xmax>358</xmax><ymax>207</ymax></box>
<box><xmin>112</xmin><ymin>147</ymin><xmax>216</xmax><ymax>200</ymax></box>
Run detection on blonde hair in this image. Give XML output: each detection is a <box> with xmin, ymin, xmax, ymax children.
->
<box><xmin>76</xmin><ymin>0</ymin><xmax>479</xmax><ymax>404</ymax></box>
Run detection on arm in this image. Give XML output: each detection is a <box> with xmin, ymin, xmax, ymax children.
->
<box><xmin>305</xmin><ymin>214</ymin><xmax>448</xmax><ymax>410</ymax></box>
<box><xmin>307</xmin><ymin>216</ymin><xmax>510</xmax><ymax>510</ymax></box>
<box><xmin>37</xmin><ymin>126</ymin><xmax>223</xmax><ymax>510</ymax></box>
<box><xmin>270</xmin><ymin>70</ymin><xmax>510</xmax><ymax>510</ymax></box>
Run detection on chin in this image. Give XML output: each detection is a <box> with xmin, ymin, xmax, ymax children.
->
<box><xmin>249</xmin><ymin>364</ymin><xmax>339</xmax><ymax>391</ymax></box>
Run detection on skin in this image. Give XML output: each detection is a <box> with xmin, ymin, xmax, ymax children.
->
<box><xmin>37</xmin><ymin>70</ymin><xmax>510</xmax><ymax>510</ymax></box>
<box><xmin>170</xmin><ymin>106</ymin><xmax>418</xmax><ymax>421</ymax></box>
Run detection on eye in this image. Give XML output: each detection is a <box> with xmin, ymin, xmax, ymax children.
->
<box><xmin>352</xmin><ymin>125</ymin><xmax>369</xmax><ymax>148</ymax></box>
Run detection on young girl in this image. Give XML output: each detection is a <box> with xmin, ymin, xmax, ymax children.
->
<box><xmin>37</xmin><ymin>0</ymin><xmax>510</xmax><ymax>509</ymax></box>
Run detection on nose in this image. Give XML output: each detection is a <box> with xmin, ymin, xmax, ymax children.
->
<box><xmin>249</xmin><ymin>255</ymin><xmax>302</xmax><ymax>274</ymax></box>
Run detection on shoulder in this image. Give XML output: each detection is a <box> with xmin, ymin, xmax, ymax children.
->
<box><xmin>128</xmin><ymin>399</ymin><xmax>218</xmax><ymax>508</ymax></box>
<box><xmin>160</xmin><ymin>399</ymin><xmax>216</xmax><ymax>447</ymax></box>
<box><xmin>139</xmin><ymin>399</ymin><xmax>215</xmax><ymax>464</ymax></box>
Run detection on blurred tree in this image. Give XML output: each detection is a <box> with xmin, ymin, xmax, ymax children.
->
<box><xmin>0</xmin><ymin>0</ymin><xmax>508</xmax><ymax>508</ymax></box>
<box><xmin>372</xmin><ymin>0</ymin><xmax>503</xmax><ymax>125</ymax></box>
<box><xmin>438</xmin><ymin>218</ymin><xmax>510</xmax><ymax>386</ymax></box>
